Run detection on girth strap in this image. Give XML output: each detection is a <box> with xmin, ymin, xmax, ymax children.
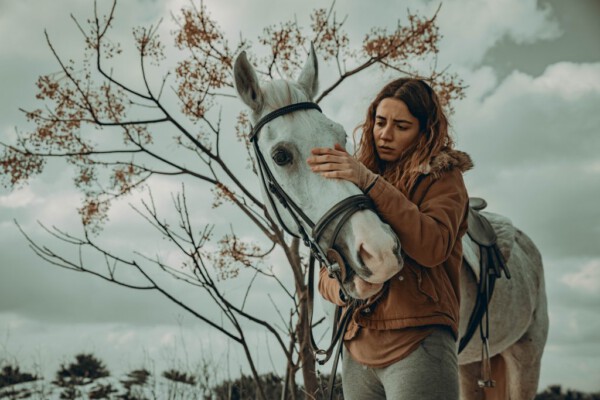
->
<box><xmin>459</xmin><ymin>206</ymin><xmax>512</xmax><ymax>354</ymax></box>
<box><xmin>458</xmin><ymin>245</ymin><xmax>499</xmax><ymax>353</ymax></box>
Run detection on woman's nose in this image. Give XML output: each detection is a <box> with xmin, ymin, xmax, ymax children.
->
<box><xmin>380</xmin><ymin>124</ymin><xmax>393</xmax><ymax>140</ymax></box>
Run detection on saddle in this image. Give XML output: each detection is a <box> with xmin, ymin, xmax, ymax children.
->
<box><xmin>459</xmin><ymin>197</ymin><xmax>512</xmax><ymax>387</ymax></box>
<box><xmin>464</xmin><ymin>197</ymin><xmax>513</xmax><ymax>282</ymax></box>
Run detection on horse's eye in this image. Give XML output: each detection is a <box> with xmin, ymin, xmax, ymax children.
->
<box><xmin>272</xmin><ymin>149</ymin><xmax>292</xmax><ymax>166</ymax></box>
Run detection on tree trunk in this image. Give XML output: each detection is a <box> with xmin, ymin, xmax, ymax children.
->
<box><xmin>285</xmin><ymin>238</ymin><xmax>321</xmax><ymax>399</ymax></box>
<box><xmin>297</xmin><ymin>291</ymin><xmax>321</xmax><ymax>399</ymax></box>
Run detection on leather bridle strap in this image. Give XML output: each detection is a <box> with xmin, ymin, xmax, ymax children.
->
<box><xmin>250</xmin><ymin>102</ymin><xmax>323</xmax><ymax>238</ymax></box>
<box><xmin>253</xmin><ymin>136</ymin><xmax>350</xmax><ymax>294</ymax></box>
<box><xmin>458</xmin><ymin>254</ymin><xmax>497</xmax><ymax>354</ymax></box>
<box><xmin>250</xmin><ymin>101</ymin><xmax>374</xmax><ymax>295</ymax></box>
<box><xmin>249</xmin><ymin>102</ymin><xmax>322</xmax><ymax>142</ymax></box>
<box><xmin>253</xmin><ymin>138</ymin><xmax>313</xmax><ymax>237</ymax></box>
<box><xmin>313</xmin><ymin>195</ymin><xmax>373</xmax><ymax>242</ymax></box>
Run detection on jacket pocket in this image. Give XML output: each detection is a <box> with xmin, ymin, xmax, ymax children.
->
<box><xmin>408</xmin><ymin>263</ymin><xmax>439</xmax><ymax>303</ymax></box>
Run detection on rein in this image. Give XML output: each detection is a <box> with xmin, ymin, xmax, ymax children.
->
<box><xmin>250</xmin><ymin>102</ymin><xmax>373</xmax><ymax>399</ymax></box>
<box><xmin>306</xmin><ymin>253</ymin><xmax>362</xmax><ymax>399</ymax></box>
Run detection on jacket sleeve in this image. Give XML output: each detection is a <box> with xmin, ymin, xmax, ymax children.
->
<box><xmin>367</xmin><ymin>168</ymin><xmax>469</xmax><ymax>268</ymax></box>
<box><xmin>318</xmin><ymin>266</ymin><xmax>347</xmax><ymax>306</ymax></box>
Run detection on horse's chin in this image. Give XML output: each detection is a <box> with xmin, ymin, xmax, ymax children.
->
<box><xmin>345</xmin><ymin>275</ymin><xmax>385</xmax><ymax>300</ymax></box>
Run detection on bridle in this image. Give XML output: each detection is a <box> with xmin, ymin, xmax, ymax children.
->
<box><xmin>250</xmin><ymin>102</ymin><xmax>373</xmax><ymax>374</ymax></box>
<box><xmin>250</xmin><ymin>102</ymin><xmax>373</xmax><ymax>300</ymax></box>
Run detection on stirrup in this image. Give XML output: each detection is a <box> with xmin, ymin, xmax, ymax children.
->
<box><xmin>478</xmin><ymin>338</ymin><xmax>496</xmax><ymax>388</ymax></box>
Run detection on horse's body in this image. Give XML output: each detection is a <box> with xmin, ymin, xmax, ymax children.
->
<box><xmin>459</xmin><ymin>212</ymin><xmax>548</xmax><ymax>399</ymax></box>
<box><xmin>234</xmin><ymin>48</ymin><xmax>548</xmax><ymax>399</ymax></box>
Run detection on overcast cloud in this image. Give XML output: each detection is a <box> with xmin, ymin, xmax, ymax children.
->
<box><xmin>1</xmin><ymin>0</ymin><xmax>599</xmax><ymax>393</ymax></box>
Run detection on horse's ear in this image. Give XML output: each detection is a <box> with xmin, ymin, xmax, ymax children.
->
<box><xmin>297</xmin><ymin>43</ymin><xmax>319</xmax><ymax>100</ymax></box>
<box><xmin>234</xmin><ymin>51</ymin><xmax>264</xmax><ymax>113</ymax></box>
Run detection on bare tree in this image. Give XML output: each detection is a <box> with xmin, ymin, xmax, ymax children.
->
<box><xmin>0</xmin><ymin>1</ymin><xmax>464</xmax><ymax>398</ymax></box>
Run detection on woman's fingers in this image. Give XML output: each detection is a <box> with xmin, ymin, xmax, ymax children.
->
<box><xmin>310</xmin><ymin>146</ymin><xmax>347</xmax><ymax>156</ymax></box>
<box><xmin>311</xmin><ymin>162</ymin><xmax>350</xmax><ymax>172</ymax></box>
<box><xmin>333</xmin><ymin>143</ymin><xmax>348</xmax><ymax>153</ymax></box>
<box><xmin>319</xmin><ymin>167</ymin><xmax>359</xmax><ymax>185</ymax></box>
<box><xmin>307</xmin><ymin>154</ymin><xmax>347</xmax><ymax>166</ymax></box>
<box><xmin>306</xmin><ymin>145</ymin><xmax>360</xmax><ymax>185</ymax></box>
<box><xmin>321</xmin><ymin>169</ymin><xmax>353</xmax><ymax>180</ymax></box>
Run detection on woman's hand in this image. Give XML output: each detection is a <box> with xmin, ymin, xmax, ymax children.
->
<box><xmin>351</xmin><ymin>276</ymin><xmax>384</xmax><ymax>300</ymax></box>
<box><xmin>307</xmin><ymin>143</ymin><xmax>377</xmax><ymax>190</ymax></box>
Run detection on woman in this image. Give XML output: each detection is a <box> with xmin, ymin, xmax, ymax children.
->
<box><xmin>307</xmin><ymin>78</ymin><xmax>473</xmax><ymax>399</ymax></box>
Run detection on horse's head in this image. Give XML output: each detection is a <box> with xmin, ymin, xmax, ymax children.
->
<box><xmin>233</xmin><ymin>47</ymin><xmax>403</xmax><ymax>299</ymax></box>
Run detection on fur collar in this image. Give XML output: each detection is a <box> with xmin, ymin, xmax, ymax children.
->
<box><xmin>416</xmin><ymin>148</ymin><xmax>474</xmax><ymax>178</ymax></box>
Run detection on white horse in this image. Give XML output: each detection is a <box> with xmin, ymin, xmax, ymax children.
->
<box><xmin>234</xmin><ymin>48</ymin><xmax>548</xmax><ymax>400</ymax></box>
<box><xmin>233</xmin><ymin>50</ymin><xmax>403</xmax><ymax>294</ymax></box>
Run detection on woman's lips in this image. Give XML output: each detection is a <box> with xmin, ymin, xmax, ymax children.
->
<box><xmin>378</xmin><ymin>146</ymin><xmax>394</xmax><ymax>152</ymax></box>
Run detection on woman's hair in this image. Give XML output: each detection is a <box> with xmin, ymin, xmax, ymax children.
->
<box><xmin>356</xmin><ymin>78</ymin><xmax>454</xmax><ymax>194</ymax></box>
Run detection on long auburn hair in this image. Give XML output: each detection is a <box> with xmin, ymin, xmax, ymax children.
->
<box><xmin>356</xmin><ymin>78</ymin><xmax>454</xmax><ymax>195</ymax></box>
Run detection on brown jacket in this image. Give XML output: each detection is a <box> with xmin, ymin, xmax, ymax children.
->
<box><xmin>318</xmin><ymin>148</ymin><xmax>473</xmax><ymax>340</ymax></box>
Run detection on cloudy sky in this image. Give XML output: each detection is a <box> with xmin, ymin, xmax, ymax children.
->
<box><xmin>1</xmin><ymin>0</ymin><xmax>599</xmax><ymax>393</ymax></box>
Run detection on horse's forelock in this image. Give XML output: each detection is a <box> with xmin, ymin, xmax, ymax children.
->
<box><xmin>261</xmin><ymin>80</ymin><xmax>311</xmax><ymax>110</ymax></box>
<box><xmin>258</xmin><ymin>80</ymin><xmax>322</xmax><ymax>141</ymax></box>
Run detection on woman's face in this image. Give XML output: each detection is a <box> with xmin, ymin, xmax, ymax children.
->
<box><xmin>372</xmin><ymin>97</ymin><xmax>420</xmax><ymax>162</ymax></box>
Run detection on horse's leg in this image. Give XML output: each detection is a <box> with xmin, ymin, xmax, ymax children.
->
<box><xmin>501</xmin><ymin>230</ymin><xmax>549</xmax><ymax>400</ymax></box>
<box><xmin>502</xmin><ymin>337</ymin><xmax>543</xmax><ymax>399</ymax></box>
<box><xmin>502</xmin><ymin>305</ymin><xmax>548</xmax><ymax>399</ymax></box>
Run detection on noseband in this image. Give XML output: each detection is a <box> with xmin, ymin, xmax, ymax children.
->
<box><xmin>250</xmin><ymin>102</ymin><xmax>374</xmax><ymax>298</ymax></box>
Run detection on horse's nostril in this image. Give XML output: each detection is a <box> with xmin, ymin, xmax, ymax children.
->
<box><xmin>359</xmin><ymin>243</ymin><xmax>373</xmax><ymax>263</ymax></box>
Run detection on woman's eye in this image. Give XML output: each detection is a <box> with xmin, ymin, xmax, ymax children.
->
<box><xmin>272</xmin><ymin>149</ymin><xmax>292</xmax><ymax>166</ymax></box>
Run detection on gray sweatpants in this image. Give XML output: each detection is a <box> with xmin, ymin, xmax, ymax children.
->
<box><xmin>341</xmin><ymin>327</ymin><xmax>459</xmax><ymax>400</ymax></box>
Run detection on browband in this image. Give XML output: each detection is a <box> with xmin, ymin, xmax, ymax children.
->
<box><xmin>249</xmin><ymin>102</ymin><xmax>322</xmax><ymax>142</ymax></box>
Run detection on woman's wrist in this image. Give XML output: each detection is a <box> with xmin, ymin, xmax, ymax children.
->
<box><xmin>363</xmin><ymin>174</ymin><xmax>379</xmax><ymax>193</ymax></box>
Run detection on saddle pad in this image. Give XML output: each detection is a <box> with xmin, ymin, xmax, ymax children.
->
<box><xmin>462</xmin><ymin>211</ymin><xmax>515</xmax><ymax>283</ymax></box>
